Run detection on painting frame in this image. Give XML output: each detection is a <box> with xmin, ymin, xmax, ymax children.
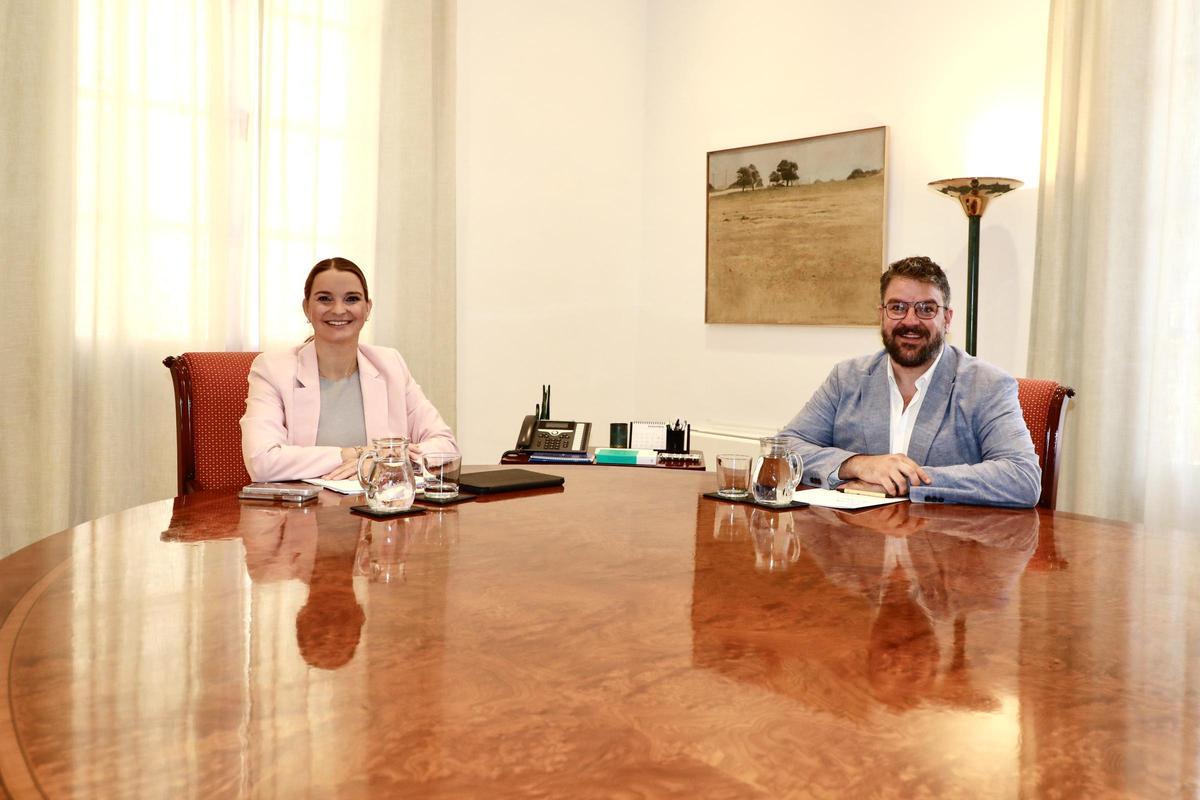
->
<box><xmin>705</xmin><ymin>126</ymin><xmax>888</xmax><ymax>326</ymax></box>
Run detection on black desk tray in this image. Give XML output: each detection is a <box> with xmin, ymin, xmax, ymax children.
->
<box><xmin>350</xmin><ymin>505</ymin><xmax>427</xmax><ymax>520</ymax></box>
<box><xmin>700</xmin><ymin>492</ymin><xmax>809</xmax><ymax>510</ymax></box>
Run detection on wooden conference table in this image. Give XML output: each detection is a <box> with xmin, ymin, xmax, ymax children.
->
<box><xmin>1</xmin><ymin>467</ymin><xmax>1196</xmax><ymax>798</ymax></box>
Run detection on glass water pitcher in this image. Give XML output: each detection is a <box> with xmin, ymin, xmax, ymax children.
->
<box><xmin>357</xmin><ymin>437</ymin><xmax>417</xmax><ymax>512</ymax></box>
<box><xmin>751</xmin><ymin>436</ymin><xmax>804</xmax><ymax>506</ymax></box>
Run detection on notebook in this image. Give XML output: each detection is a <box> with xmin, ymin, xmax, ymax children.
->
<box><xmin>798</xmin><ymin>488</ymin><xmax>907</xmax><ymax>510</ymax></box>
<box><xmin>304</xmin><ymin>475</ymin><xmax>425</xmax><ymax>495</ymax></box>
<box><xmin>457</xmin><ymin>468</ymin><xmax>565</xmax><ymax>495</ymax></box>
<box><xmin>303</xmin><ymin>478</ymin><xmax>365</xmax><ymax>494</ymax></box>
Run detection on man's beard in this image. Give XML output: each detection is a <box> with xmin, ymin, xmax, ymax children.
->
<box><xmin>882</xmin><ymin>324</ymin><xmax>943</xmax><ymax>368</ymax></box>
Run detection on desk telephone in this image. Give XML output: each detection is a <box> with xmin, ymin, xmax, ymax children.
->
<box><xmin>515</xmin><ymin>416</ymin><xmax>591</xmax><ymax>452</ymax></box>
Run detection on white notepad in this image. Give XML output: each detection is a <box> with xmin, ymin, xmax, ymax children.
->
<box><xmin>304</xmin><ymin>474</ymin><xmax>427</xmax><ymax>494</ymax></box>
<box><xmin>303</xmin><ymin>478</ymin><xmax>365</xmax><ymax>494</ymax></box>
<box><xmin>303</xmin><ymin>475</ymin><xmax>427</xmax><ymax>495</ymax></box>
<box><xmin>798</xmin><ymin>488</ymin><xmax>907</xmax><ymax>510</ymax></box>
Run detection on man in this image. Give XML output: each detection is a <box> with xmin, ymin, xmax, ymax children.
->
<box><xmin>778</xmin><ymin>256</ymin><xmax>1041</xmax><ymax>507</ymax></box>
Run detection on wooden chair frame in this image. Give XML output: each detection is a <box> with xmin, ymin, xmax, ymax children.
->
<box><xmin>163</xmin><ymin>355</ymin><xmax>200</xmax><ymax>495</ymax></box>
<box><xmin>1031</xmin><ymin>384</ymin><xmax>1076</xmax><ymax>511</ymax></box>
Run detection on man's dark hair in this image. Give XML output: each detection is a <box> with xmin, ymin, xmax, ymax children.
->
<box><xmin>880</xmin><ymin>256</ymin><xmax>951</xmax><ymax>307</ymax></box>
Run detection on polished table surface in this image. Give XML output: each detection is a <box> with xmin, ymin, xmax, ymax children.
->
<box><xmin>1</xmin><ymin>467</ymin><xmax>1197</xmax><ymax>798</ymax></box>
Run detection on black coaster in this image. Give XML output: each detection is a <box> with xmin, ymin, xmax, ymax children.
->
<box><xmin>413</xmin><ymin>492</ymin><xmax>478</xmax><ymax>507</ymax></box>
<box><xmin>350</xmin><ymin>505</ymin><xmax>427</xmax><ymax>520</ymax></box>
<box><xmin>701</xmin><ymin>491</ymin><xmax>810</xmax><ymax>510</ymax></box>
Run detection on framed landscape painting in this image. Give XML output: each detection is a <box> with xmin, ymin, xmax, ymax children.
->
<box><xmin>706</xmin><ymin>126</ymin><xmax>887</xmax><ymax>325</ymax></box>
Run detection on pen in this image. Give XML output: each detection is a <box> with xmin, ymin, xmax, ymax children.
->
<box><xmin>843</xmin><ymin>488</ymin><xmax>888</xmax><ymax>499</ymax></box>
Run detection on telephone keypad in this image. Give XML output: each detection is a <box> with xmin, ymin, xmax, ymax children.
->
<box><xmin>536</xmin><ymin>431</ymin><xmax>573</xmax><ymax>450</ymax></box>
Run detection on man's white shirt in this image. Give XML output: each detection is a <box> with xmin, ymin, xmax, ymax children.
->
<box><xmin>886</xmin><ymin>346</ymin><xmax>945</xmax><ymax>456</ymax></box>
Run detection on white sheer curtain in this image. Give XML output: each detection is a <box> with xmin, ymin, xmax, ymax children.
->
<box><xmin>1</xmin><ymin>0</ymin><xmax>454</xmax><ymax>557</ymax></box>
<box><xmin>1029</xmin><ymin>0</ymin><xmax>1200</xmax><ymax>530</ymax></box>
<box><xmin>76</xmin><ymin>0</ymin><xmax>384</xmax><ymax>349</ymax></box>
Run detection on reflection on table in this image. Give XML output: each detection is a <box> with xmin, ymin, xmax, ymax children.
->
<box><xmin>694</xmin><ymin>500</ymin><xmax>1037</xmax><ymax>718</ymax></box>
<box><xmin>2</xmin><ymin>467</ymin><xmax>1197</xmax><ymax>798</ymax></box>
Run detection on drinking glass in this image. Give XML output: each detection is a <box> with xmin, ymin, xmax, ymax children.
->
<box><xmin>716</xmin><ymin>454</ymin><xmax>751</xmax><ymax>498</ymax></box>
<box><xmin>422</xmin><ymin>452</ymin><xmax>462</xmax><ymax>500</ymax></box>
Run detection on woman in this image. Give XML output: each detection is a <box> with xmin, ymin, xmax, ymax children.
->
<box><xmin>240</xmin><ymin>257</ymin><xmax>457</xmax><ymax>482</ymax></box>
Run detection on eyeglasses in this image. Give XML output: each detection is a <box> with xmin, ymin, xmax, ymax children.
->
<box><xmin>881</xmin><ymin>300</ymin><xmax>946</xmax><ymax>320</ymax></box>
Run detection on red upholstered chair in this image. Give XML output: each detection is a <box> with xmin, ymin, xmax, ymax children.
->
<box><xmin>163</xmin><ymin>352</ymin><xmax>260</xmax><ymax>495</ymax></box>
<box><xmin>1016</xmin><ymin>378</ymin><xmax>1076</xmax><ymax>511</ymax></box>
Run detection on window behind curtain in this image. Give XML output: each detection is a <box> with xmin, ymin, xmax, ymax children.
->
<box><xmin>76</xmin><ymin>0</ymin><xmax>382</xmax><ymax>350</ymax></box>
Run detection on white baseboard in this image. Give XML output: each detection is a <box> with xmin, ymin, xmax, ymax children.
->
<box><xmin>690</xmin><ymin>423</ymin><xmax>775</xmax><ymax>470</ymax></box>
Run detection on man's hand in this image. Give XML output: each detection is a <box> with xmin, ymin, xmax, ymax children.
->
<box><xmin>839</xmin><ymin>454</ymin><xmax>932</xmax><ymax>496</ymax></box>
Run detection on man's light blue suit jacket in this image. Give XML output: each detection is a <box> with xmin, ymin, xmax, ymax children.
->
<box><xmin>778</xmin><ymin>346</ymin><xmax>1042</xmax><ymax>507</ymax></box>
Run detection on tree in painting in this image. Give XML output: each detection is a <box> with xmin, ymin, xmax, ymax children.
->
<box><xmin>776</xmin><ymin>159</ymin><xmax>800</xmax><ymax>186</ymax></box>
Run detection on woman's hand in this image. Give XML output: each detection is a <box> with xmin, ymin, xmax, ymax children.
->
<box><xmin>321</xmin><ymin>447</ymin><xmax>362</xmax><ymax>480</ymax></box>
<box><xmin>406</xmin><ymin>442</ymin><xmax>429</xmax><ymax>475</ymax></box>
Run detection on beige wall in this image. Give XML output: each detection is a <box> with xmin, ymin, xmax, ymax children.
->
<box><xmin>456</xmin><ymin>0</ymin><xmax>1051</xmax><ymax>463</ymax></box>
<box><xmin>455</xmin><ymin>0</ymin><xmax>648</xmax><ymax>459</ymax></box>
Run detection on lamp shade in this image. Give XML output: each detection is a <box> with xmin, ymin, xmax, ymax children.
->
<box><xmin>928</xmin><ymin>177</ymin><xmax>1023</xmax><ymax>217</ymax></box>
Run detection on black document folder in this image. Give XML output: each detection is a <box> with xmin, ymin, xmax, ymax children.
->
<box><xmin>457</xmin><ymin>468</ymin><xmax>565</xmax><ymax>495</ymax></box>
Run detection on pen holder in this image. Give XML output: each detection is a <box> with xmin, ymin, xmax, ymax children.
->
<box><xmin>665</xmin><ymin>426</ymin><xmax>687</xmax><ymax>454</ymax></box>
<box><xmin>610</xmin><ymin>423</ymin><xmax>629</xmax><ymax>448</ymax></box>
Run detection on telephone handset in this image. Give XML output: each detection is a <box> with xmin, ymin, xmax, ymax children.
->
<box><xmin>515</xmin><ymin>416</ymin><xmax>591</xmax><ymax>452</ymax></box>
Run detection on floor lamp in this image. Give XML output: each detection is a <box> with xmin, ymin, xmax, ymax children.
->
<box><xmin>927</xmin><ymin>177</ymin><xmax>1022</xmax><ymax>356</ymax></box>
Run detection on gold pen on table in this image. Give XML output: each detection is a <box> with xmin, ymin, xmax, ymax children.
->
<box><xmin>842</xmin><ymin>488</ymin><xmax>888</xmax><ymax>498</ymax></box>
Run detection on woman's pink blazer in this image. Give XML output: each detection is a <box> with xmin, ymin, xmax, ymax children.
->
<box><xmin>240</xmin><ymin>342</ymin><xmax>458</xmax><ymax>481</ymax></box>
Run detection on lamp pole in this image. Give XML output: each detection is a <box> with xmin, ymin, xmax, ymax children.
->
<box><xmin>928</xmin><ymin>177</ymin><xmax>1022</xmax><ymax>357</ymax></box>
<box><xmin>966</xmin><ymin>213</ymin><xmax>980</xmax><ymax>354</ymax></box>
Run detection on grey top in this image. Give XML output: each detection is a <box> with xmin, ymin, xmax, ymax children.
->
<box><xmin>315</xmin><ymin>374</ymin><xmax>368</xmax><ymax>448</ymax></box>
